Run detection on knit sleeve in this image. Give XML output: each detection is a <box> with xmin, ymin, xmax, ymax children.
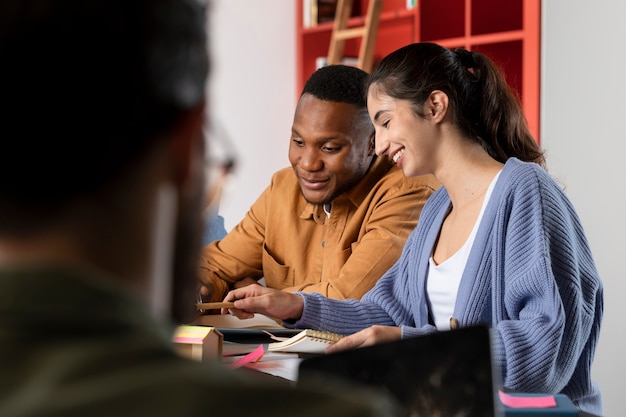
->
<box><xmin>489</xmin><ymin>164</ymin><xmax>602</xmax><ymax>411</ymax></box>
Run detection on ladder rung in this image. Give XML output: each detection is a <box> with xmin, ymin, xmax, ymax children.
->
<box><xmin>327</xmin><ymin>0</ymin><xmax>383</xmax><ymax>73</ymax></box>
<box><xmin>333</xmin><ymin>27</ymin><xmax>367</xmax><ymax>40</ymax></box>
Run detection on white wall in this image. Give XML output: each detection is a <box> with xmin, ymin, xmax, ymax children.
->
<box><xmin>542</xmin><ymin>1</ymin><xmax>626</xmax><ymax>415</ymax></box>
<box><xmin>208</xmin><ymin>0</ymin><xmax>296</xmax><ymax>230</ymax></box>
<box><xmin>210</xmin><ymin>1</ymin><xmax>624</xmax><ymax>415</ymax></box>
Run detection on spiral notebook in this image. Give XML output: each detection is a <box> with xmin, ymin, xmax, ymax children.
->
<box><xmin>298</xmin><ymin>325</ymin><xmax>501</xmax><ymax>417</ymax></box>
<box><xmin>267</xmin><ymin>329</ymin><xmax>343</xmax><ymax>354</ymax></box>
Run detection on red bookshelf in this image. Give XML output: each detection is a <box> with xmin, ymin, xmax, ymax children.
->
<box><xmin>296</xmin><ymin>0</ymin><xmax>541</xmax><ymax>141</ymax></box>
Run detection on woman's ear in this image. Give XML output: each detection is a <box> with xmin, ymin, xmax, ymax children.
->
<box><xmin>426</xmin><ymin>90</ymin><xmax>449</xmax><ymax>124</ymax></box>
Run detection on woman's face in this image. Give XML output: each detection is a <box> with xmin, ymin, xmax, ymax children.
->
<box><xmin>367</xmin><ymin>89</ymin><xmax>438</xmax><ymax>178</ymax></box>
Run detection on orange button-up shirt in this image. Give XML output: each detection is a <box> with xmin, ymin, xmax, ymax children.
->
<box><xmin>200</xmin><ymin>156</ymin><xmax>440</xmax><ymax>301</ymax></box>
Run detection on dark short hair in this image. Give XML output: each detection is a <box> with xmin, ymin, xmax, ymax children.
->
<box><xmin>301</xmin><ymin>64</ymin><xmax>368</xmax><ymax>109</ymax></box>
<box><xmin>0</xmin><ymin>0</ymin><xmax>208</xmax><ymax>225</ymax></box>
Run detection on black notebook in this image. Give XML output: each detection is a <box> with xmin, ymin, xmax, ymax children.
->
<box><xmin>298</xmin><ymin>325</ymin><xmax>502</xmax><ymax>417</ymax></box>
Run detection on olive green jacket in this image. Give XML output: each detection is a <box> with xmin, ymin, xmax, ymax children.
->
<box><xmin>0</xmin><ymin>265</ymin><xmax>398</xmax><ymax>417</ymax></box>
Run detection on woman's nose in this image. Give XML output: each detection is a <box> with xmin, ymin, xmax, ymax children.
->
<box><xmin>374</xmin><ymin>131</ymin><xmax>389</xmax><ymax>157</ymax></box>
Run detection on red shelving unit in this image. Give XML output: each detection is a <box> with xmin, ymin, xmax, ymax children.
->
<box><xmin>296</xmin><ymin>0</ymin><xmax>541</xmax><ymax>140</ymax></box>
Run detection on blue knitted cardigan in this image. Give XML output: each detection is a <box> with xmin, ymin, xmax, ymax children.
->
<box><xmin>290</xmin><ymin>158</ymin><xmax>604</xmax><ymax>415</ymax></box>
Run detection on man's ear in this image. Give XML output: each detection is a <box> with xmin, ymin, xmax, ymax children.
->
<box><xmin>168</xmin><ymin>102</ymin><xmax>206</xmax><ymax>185</ymax></box>
<box><xmin>426</xmin><ymin>90</ymin><xmax>449</xmax><ymax>124</ymax></box>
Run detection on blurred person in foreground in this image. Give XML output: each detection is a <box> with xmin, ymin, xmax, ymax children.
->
<box><xmin>0</xmin><ymin>1</ymin><xmax>400</xmax><ymax>416</ymax></box>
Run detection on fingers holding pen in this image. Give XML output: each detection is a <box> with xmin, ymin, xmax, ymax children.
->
<box><xmin>222</xmin><ymin>284</ymin><xmax>305</xmax><ymax>322</ymax></box>
<box><xmin>221</xmin><ymin>284</ymin><xmax>269</xmax><ymax>318</ymax></box>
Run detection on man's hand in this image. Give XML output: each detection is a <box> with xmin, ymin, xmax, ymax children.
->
<box><xmin>222</xmin><ymin>284</ymin><xmax>304</xmax><ymax>322</ymax></box>
<box><xmin>325</xmin><ymin>325</ymin><xmax>401</xmax><ymax>354</ymax></box>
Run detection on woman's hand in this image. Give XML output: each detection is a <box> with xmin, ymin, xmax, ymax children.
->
<box><xmin>325</xmin><ymin>325</ymin><xmax>401</xmax><ymax>354</ymax></box>
<box><xmin>222</xmin><ymin>284</ymin><xmax>305</xmax><ymax>322</ymax></box>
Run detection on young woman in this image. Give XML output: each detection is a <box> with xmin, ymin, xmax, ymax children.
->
<box><xmin>222</xmin><ymin>43</ymin><xmax>603</xmax><ymax>416</ymax></box>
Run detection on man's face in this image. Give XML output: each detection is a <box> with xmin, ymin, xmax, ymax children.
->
<box><xmin>289</xmin><ymin>94</ymin><xmax>374</xmax><ymax>205</ymax></box>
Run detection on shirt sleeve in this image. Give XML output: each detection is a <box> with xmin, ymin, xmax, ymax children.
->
<box><xmin>488</xmin><ymin>168</ymin><xmax>603</xmax><ymax>397</ymax></box>
<box><xmin>198</xmin><ymin>184</ymin><xmax>271</xmax><ymax>301</ymax></box>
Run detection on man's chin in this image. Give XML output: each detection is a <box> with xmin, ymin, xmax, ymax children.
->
<box><xmin>300</xmin><ymin>189</ymin><xmax>332</xmax><ymax>206</ymax></box>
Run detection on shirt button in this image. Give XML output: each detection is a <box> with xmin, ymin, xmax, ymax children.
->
<box><xmin>449</xmin><ymin>317</ymin><xmax>459</xmax><ymax>329</ymax></box>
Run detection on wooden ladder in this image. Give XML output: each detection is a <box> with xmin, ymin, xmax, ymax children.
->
<box><xmin>326</xmin><ymin>0</ymin><xmax>384</xmax><ymax>73</ymax></box>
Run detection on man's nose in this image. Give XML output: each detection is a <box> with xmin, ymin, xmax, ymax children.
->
<box><xmin>299</xmin><ymin>148</ymin><xmax>323</xmax><ymax>171</ymax></box>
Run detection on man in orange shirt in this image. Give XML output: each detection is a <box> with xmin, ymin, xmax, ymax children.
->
<box><xmin>199</xmin><ymin>65</ymin><xmax>440</xmax><ymax>302</ymax></box>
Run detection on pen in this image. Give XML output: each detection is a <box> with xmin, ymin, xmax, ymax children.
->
<box><xmin>196</xmin><ymin>301</ymin><xmax>236</xmax><ymax>310</ymax></box>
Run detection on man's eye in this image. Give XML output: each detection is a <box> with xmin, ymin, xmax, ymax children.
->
<box><xmin>292</xmin><ymin>138</ymin><xmax>304</xmax><ymax>147</ymax></box>
<box><xmin>323</xmin><ymin>146</ymin><xmax>340</xmax><ymax>153</ymax></box>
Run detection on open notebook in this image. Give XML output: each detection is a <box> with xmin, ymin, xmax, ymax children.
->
<box><xmin>298</xmin><ymin>325</ymin><xmax>502</xmax><ymax>417</ymax></box>
<box><xmin>191</xmin><ymin>313</ymin><xmax>301</xmax><ymax>343</ymax></box>
<box><xmin>267</xmin><ymin>329</ymin><xmax>343</xmax><ymax>354</ymax></box>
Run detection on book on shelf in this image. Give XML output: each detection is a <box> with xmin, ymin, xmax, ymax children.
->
<box><xmin>267</xmin><ymin>328</ymin><xmax>344</xmax><ymax>354</ymax></box>
<box><xmin>303</xmin><ymin>0</ymin><xmax>338</xmax><ymax>28</ymax></box>
<box><xmin>303</xmin><ymin>0</ymin><xmax>314</xmax><ymax>28</ymax></box>
<box><xmin>316</xmin><ymin>56</ymin><xmax>360</xmax><ymax>69</ymax></box>
<box><xmin>317</xmin><ymin>0</ymin><xmax>338</xmax><ymax>23</ymax></box>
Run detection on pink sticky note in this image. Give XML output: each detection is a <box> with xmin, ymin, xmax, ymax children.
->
<box><xmin>499</xmin><ymin>390</ymin><xmax>557</xmax><ymax>408</ymax></box>
<box><xmin>228</xmin><ymin>344</ymin><xmax>265</xmax><ymax>369</ymax></box>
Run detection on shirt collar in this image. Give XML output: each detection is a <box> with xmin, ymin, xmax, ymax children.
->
<box><xmin>298</xmin><ymin>156</ymin><xmax>394</xmax><ymax>222</ymax></box>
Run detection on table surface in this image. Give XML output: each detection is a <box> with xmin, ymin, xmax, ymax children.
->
<box><xmin>222</xmin><ymin>342</ymin><xmax>302</xmax><ymax>381</ymax></box>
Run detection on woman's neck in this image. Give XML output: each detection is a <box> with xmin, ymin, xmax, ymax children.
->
<box><xmin>435</xmin><ymin>139</ymin><xmax>503</xmax><ymax>209</ymax></box>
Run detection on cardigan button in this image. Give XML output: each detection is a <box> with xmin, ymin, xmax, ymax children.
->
<box><xmin>449</xmin><ymin>317</ymin><xmax>459</xmax><ymax>330</ymax></box>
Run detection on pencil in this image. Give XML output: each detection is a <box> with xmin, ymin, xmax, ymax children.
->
<box><xmin>196</xmin><ymin>301</ymin><xmax>236</xmax><ymax>310</ymax></box>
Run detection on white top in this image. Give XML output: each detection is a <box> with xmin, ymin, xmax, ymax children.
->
<box><xmin>427</xmin><ymin>170</ymin><xmax>502</xmax><ymax>330</ymax></box>
<box><xmin>323</xmin><ymin>203</ymin><xmax>331</xmax><ymax>218</ymax></box>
